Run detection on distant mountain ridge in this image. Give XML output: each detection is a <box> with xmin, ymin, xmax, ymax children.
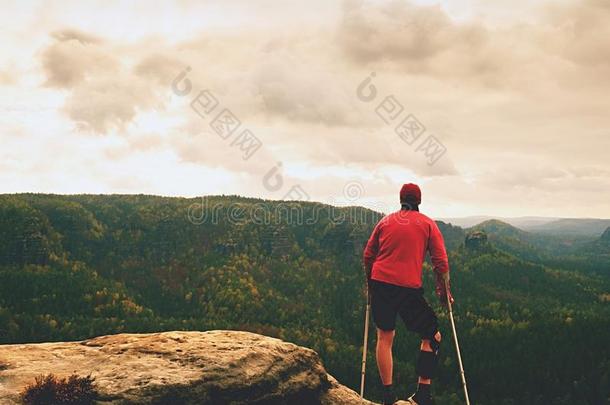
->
<box><xmin>525</xmin><ymin>218</ymin><xmax>610</xmax><ymax>237</ymax></box>
<box><xmin>440</xmin><ymin>216</ymin><xmax>610</xmax><ymax>237</ymax></box>
<box><xmin>438</xmin><ymin>216</ymin><xmax>558</xmax><ymax>229</ymax></box>
<box><xmin>467</xmin><ymin>219</ymin><xmax>544</xmax><ymax>262</ymax></box>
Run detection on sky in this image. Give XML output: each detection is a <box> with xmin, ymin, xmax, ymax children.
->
<box><xmin>1</xmin><ymin>0</ymin><xmax>609</xmax><ymax>218</ymax></box>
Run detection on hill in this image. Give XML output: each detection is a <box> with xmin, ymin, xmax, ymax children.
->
<box><xmin>440</xmin><ymin>216</ymin><xmax>558</xmax><ymax>229</ymax></box>
<box><xmin>441</xmin><ymin>216</ymin><xmax>610</xmax><ymax>238</ymax></box>
<box><xmin>580</xmin><ymin>226</ymin><xmax>610</xmax><ymax>257</ymax></box>
<box><xmin>470</xmin><ymin>219</ymin><xmax>527</xmax><ymax>238</ymax></box>
<box><xmin>0</xmin><ymin>194</ymin><xmax>608</xmax><ymax>404</ymax></box>
<box><xmin>467</xmin><ymin>219</ymin><xmax>548</xmax><ymax>262</ymax></box>
<box><xmin>525</xmin><ymin>218</ymin><xmax>610</xmax><ymax>237</ymax></box>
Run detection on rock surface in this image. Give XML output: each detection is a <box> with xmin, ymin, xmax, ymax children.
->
<box><xmin>0</xmin><ymin>330</ymin><xmax>376</xmax><ymax>404</ymax></box>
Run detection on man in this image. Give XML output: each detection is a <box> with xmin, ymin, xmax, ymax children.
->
<box><xmin>363</xmin><ymin>183</ymin><xmax>453</xmax><ymax>405</ymax></box>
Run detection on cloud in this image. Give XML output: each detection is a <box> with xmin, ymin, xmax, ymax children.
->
<box><xmin>41</xmin><ymin>29</ymin><xmax>117</xmax><ymax>88</ymax></box>
<box><xmin>51</xmin><ymin>28</ymin><xmax>101</xmax><ymax>45</ymax></box>
<box><xmin>337</xmin><ymin>0</ymin><xmax>610</xmax><ymax>92</ymax></box>
<box><xmin>41</xmin><ymin>30</ymin><xmax>171</xmax><ymax>133</ymax></box>
<box><xmin>339</xmin><ymin>0</ymin><xmax>460</xmax><ymax>62</ymax></box>
<box><xmin>134</xmin><ymin>53</ymin><xmax>186</xmax><ymax>85</ymax></box>
<box><xmin>14</xmin><ymin>0</ymin><xmax>610</xmax><ymax>216</ymax></box>
<box><xmin>252</xmin><ymin>55</ymin><xmax>364</xmax><ymax>126</ymax></box>
<box><xmin>127</xmin><ymin>133</ymin><xmax>166</xmax><ymax>152</ymax></box>
<box><xmin>480</xmin><ymin>164</ymin><xmax>569</xmax><ymax>190</ymax></box>
<box><xmin>266</xmin><ymin>125</ymin><xmax>458</xmax><ymax>177</ymax></box>
<box><xmin>545</xmin><ymin>0</ymin><xmax>610</xmax><ymax>67</ymax></box>
<box><xmin>337</xmin><ymin>0</ymin><xmax>506</xmax><ymax>83</ymax></box>
<box><xmin>63</xmin><ymin>75</ymin><xmax>161</xmax><ymax>133</ymax></box>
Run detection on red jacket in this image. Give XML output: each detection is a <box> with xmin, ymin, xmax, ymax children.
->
<box><xmin>363</xmin><ymin>209</ymin><xmax>449</xmax><ymax>288</ymax></box>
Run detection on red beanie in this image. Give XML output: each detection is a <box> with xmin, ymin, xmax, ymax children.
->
<box><xmin>400</xmin><ymin>183</ymin><xmax>421</xmax><ymax>205</ymax></box>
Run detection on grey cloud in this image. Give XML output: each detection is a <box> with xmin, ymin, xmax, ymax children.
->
<box><xmin>545</xmin><ymin>0</ymin><xmax>610</xmax><ymax>67</ymax></box>
<box><xmin>337</xmin><ymin>0</ymin><xmax>610</xmax><ymax>90</ymax></box>
<box><xmin>566</xmin><ymin>166</ymin><xmax>610</xmax><ymax>179</ymax></box>
<box><xmin>339</xmin><ymin>1</ymin><xmax>458</xmax><ymax>62</ymax></box>
<box><xmin>477</xmin><ymin>163</ymin><xmax>610</xmax><ymax>195</ymax></box>
<box><xmin>484</xmin><ymin>166</ymin><xmax>569</xmax><ymax>190</ymax></box>
<box><xmin>41</xmin><ymin>30</ymin><xmax>118</xmax><ymax>88</ymax></box>
<box><xmin>253</xmin><ymin>58</ymin><xmax>363</xmax><ymax>127</ymax></box>
<box><xmin>51</xmin><ymin>29</ymin><xmax>101</xmax><ymax>45</ymax></box>
<box><xmin>337</xmin><ymin>0</ymin><xmax>501</xmax><ymax>81</ymax></box>
<box><xmin>134</xmin><ymin>54</ymin><xmax>186</xmax><ymax>85</ymax></box>
<box><xmin>41</xmin><ymin>30</ymin><xmax>171</xmax><ymax>133</ymax></box>
<box><xmin>63</xmin><ymin>75</ymin><xmax>160</xmax><ymax>133</ymax></box>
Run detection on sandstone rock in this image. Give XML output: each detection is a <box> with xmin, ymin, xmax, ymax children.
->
<box><xmin>0</xmin><ymin>330</ymin><xmax>375</xmax><ymax>404</ymax></box>
<box><xmin>320</xmin><ymin>375</ymin><xmax>375</xmax><ymax>405</ymax></box>
<box><xmin>465</xmin><ymin>230</ymin><xmax>488</xmax><ymax>251</ymax></box>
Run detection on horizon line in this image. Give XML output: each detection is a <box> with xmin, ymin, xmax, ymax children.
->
<box><xmin>2</xmin><ymin>192</ymin><xmax>609</xmax><ymax>221</ymax></box>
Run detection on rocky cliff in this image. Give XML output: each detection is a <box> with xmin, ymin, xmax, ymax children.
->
<box><xmin>0</xmin><ymin>330</ymin><xmax>376</xmax><ymax>404</ymax></box>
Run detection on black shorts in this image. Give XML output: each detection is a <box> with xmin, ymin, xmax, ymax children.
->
<box><xmin>369</xmin><ymin>279</ymin><xmax>438</xmax><ymax>339</ymax></box>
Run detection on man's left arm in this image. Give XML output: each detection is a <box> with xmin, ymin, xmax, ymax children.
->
<box><xmin>363</xmin><ymin>222</ymin><xmax>382</xmax><ymax>282</ymax></box>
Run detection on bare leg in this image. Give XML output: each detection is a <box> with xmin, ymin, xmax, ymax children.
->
<box><xmin>376</xmin><ymin>328</ymin><xmax>395</xmax><ymax>385</ymax></box>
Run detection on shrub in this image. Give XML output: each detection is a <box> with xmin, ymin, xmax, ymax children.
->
<box><xmin>20</xmin><ymin>373</ymin><xmax>97</xmax><ymax>405</ymax></box>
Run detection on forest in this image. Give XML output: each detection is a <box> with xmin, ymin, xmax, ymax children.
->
<box><xmin>0</xmin><ymin>194</ymin><xmax>608</xmax><ymax>404</ymax></box>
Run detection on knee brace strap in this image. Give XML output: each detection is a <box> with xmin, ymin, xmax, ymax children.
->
<box><xmin>416</xmin><ymin>332</ymin><xmax>441</xmax><ymax>379</ymax></box>
<box><xmin>416</xmin><ymin>350</ymin><xmax>438</xmax><ymax>379</ymax></box>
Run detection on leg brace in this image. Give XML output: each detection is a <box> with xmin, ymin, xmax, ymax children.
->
<box><xmin>416</xmin><ymin>332</ymin><xmax>441</xmax><ymax>379</ymax></box>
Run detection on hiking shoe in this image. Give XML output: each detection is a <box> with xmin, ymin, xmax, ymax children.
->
<box><xmin>381</xmin><ymin>384</ymin><xmax>398</xmax><ymax>405</ymax></box>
